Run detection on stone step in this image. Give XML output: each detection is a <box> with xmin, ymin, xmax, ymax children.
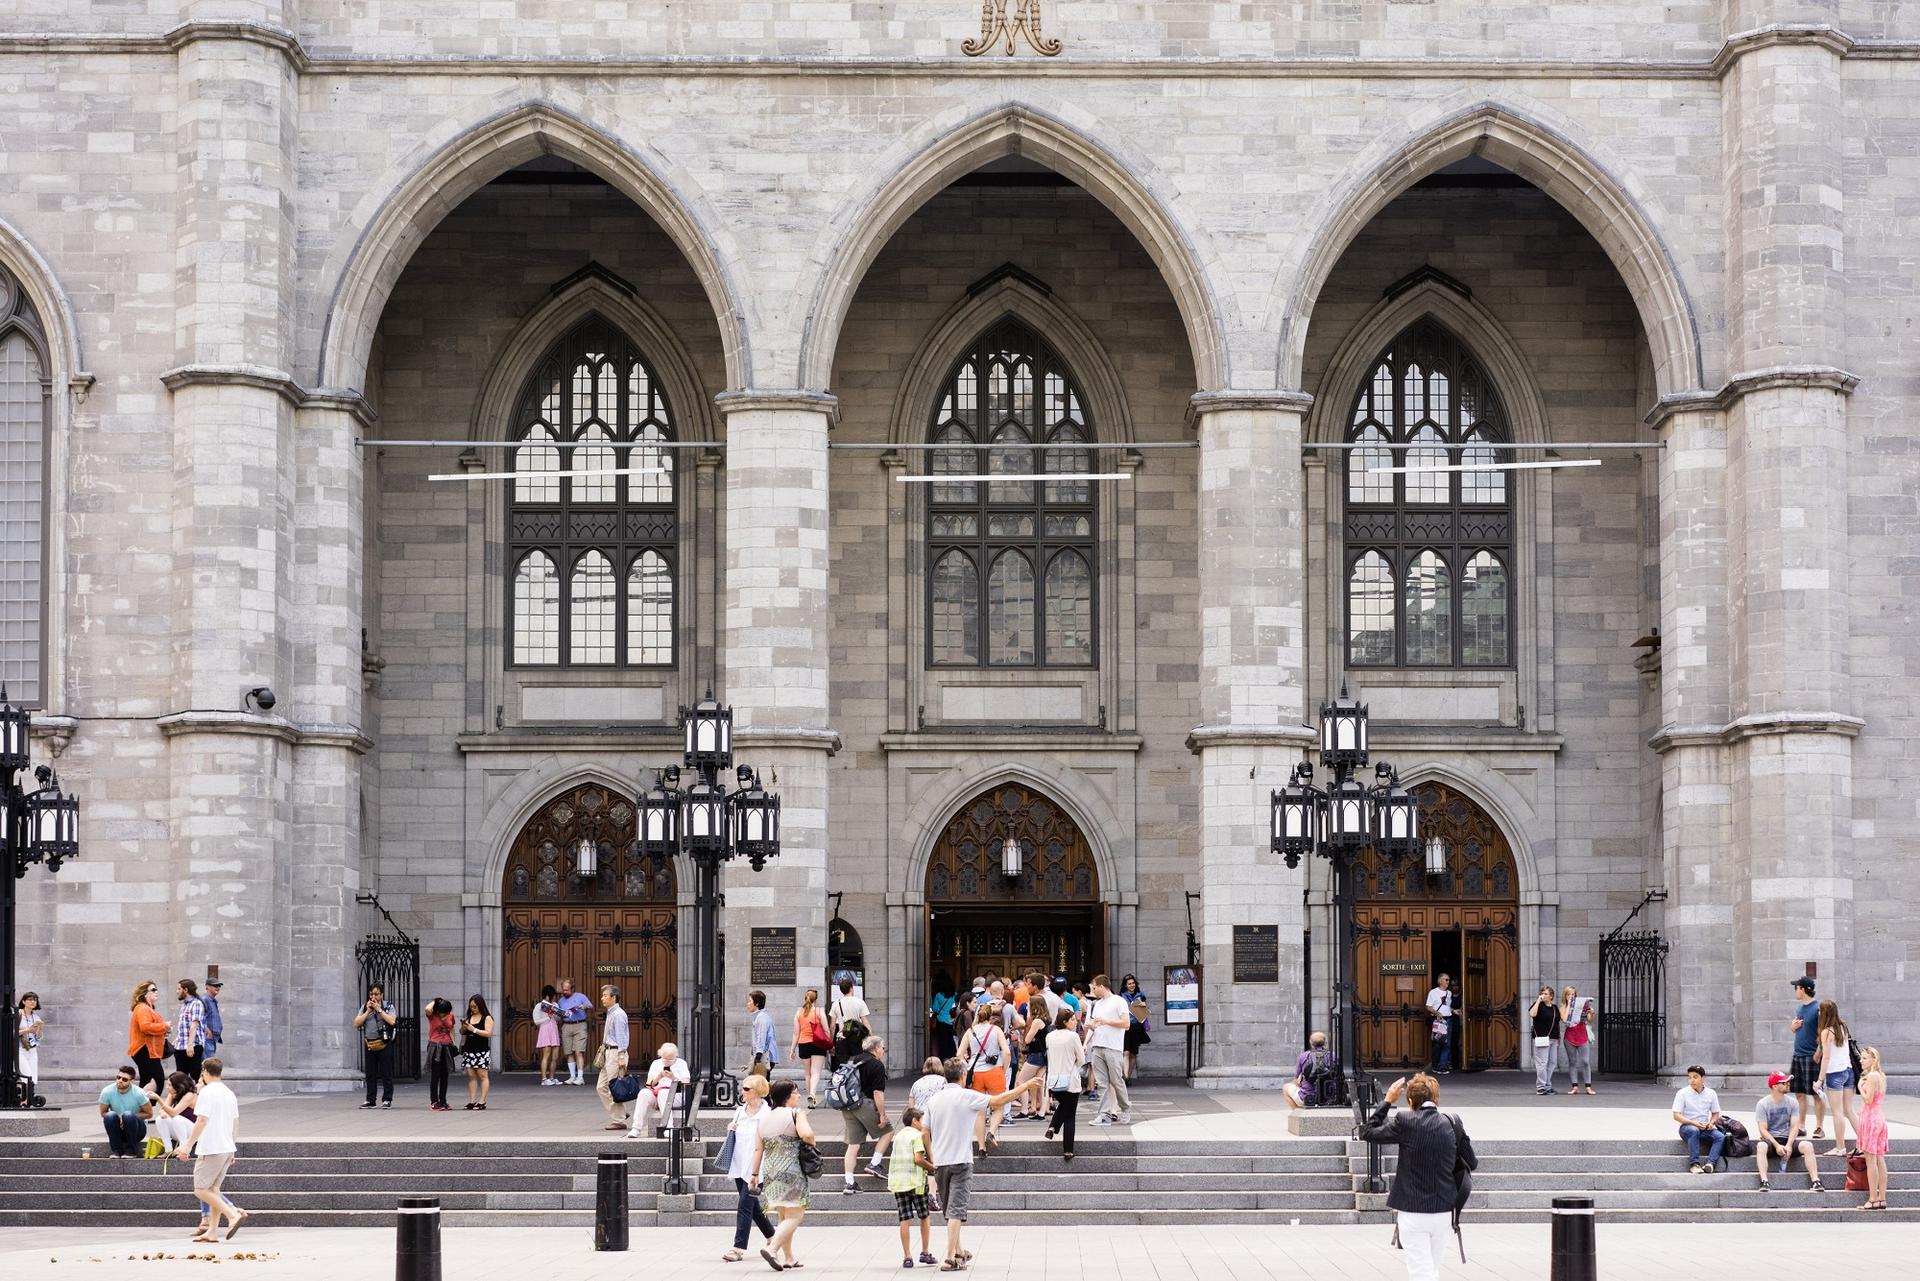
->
<box><xmin>1463</xmin><ymin>1173</ymin><xmax>1920</xmax><ymax>1190</ymax></box>
<box><xmin>688</xmin><ymin>1190</ymin><xmax>1361</xmax><ymax>1211</ymax></box>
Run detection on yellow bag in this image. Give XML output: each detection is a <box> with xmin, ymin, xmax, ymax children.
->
<box><xmin>142</xmin><ymin>1135</ymin><xmax>166</xmax><ymax>1159</ymax></box>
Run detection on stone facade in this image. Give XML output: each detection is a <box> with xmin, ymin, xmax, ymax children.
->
<box><xmin>2</xmin><ymin>2</ymin><xmax>1916</xmax><ymax>1092</ymax></box>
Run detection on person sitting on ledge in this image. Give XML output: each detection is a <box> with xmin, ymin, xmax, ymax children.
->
<box><xmin>1284</xmin><ymin>1031</ymin><xmax>1340</xmax><ymax>1110</ymax></box>
<box><xmin>1672</xmin><ymin>1064</ymin><xmax>1725</xmax><ymax>1173</ymax></box>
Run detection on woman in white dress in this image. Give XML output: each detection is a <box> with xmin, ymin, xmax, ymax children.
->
<box><xmin>15</xmin><ymin>992</ymin><xmax>42</xmax><ymax>1093</ymax></box>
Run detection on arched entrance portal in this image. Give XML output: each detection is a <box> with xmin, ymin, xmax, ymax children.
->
<box><xmin>1352</xmin><ymin>782</ymin><xmax>1520</xmax><ymax>1070</ymax></box>
<box><xmin>925</xmin><ymin>783</ymin><xmax>1102</xmax><ymax>1037</ymax></box>
<box><xmin>501</xmin><ymin>782</ymin><xmax>678</xmax><ymax>1071</ymax></box>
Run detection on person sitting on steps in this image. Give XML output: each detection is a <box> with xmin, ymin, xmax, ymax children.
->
<box><xmin>1672</xmin><ymin>1064</ymin><xmax>1725</xmax><ymax>1174</ymax></box>
<box><xmin>1753</xmin><ymin>1071</ymin><xmax>1823</xmax><ymax>1192</ymax></box>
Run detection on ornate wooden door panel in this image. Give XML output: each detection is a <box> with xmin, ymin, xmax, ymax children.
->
<box><xmin>1354</xmin><ymin>904</ymin><xmax>1438</xmax><ymax>1068</ymax></box>
<box><xmin>500</xmin><ymin>783</ymin><xmax>678</xmax><ymax>1071</ymax></box>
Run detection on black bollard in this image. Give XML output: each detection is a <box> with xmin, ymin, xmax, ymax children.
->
<box><xmin>1550</xmin><ymin>1195</ymin><xmax>1596</xmax><ymax>1281</ymax></box>
<box><xmin>595</xmin><ymin>1152</ymin><xmax>630</xmax><ymax>1252</ymax></box>
<box><xmin>396</xmin><ymin>1197</ymin><xmax>442</xmax><ymax>1281</ymax></box>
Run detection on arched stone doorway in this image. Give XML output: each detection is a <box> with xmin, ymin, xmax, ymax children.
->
<box><xmin>500</xmin><ymin>782</ymin><xmax>678</xmax><ymax>1070</ymax></box>
<box><xmin>924</xmin><ymin>783</ymin><xmax>1102</xmax><ymax>1045</ymax></box>
<box><xmin>1352</xmin><ymin>782</ymin><xmax>1521</xmax><ymax>1070</ymax></box>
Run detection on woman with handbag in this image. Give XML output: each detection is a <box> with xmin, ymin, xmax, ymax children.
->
<box><xmin>1816</xmin><ymin>999</ymin><xmax>1856</xmax><ymax>1155</ymax></box>
<box><xmin>1042</xmin><ymin>1009</ymin><xmax>1086</xmax><ymax>1160</ymax></box>
<box><xmin>353</xmin><ymin>983</ymin><xmax>398</xmax><ymax>1109</ymax></box>
<box><xmin>790</xmin><ymin>990</ymin><xmax>831</xmax><ymax>1107</ymax></box>
<box><xmin>750</xmin><ymin>1079</ymin><xmax>817</xmax><ymax>1271</ymax></box>
<box><xmin>1853</xmin><ymin>1045</ymin><xmax>1888</xmax><ymax>1209</ymax></box>
<box><xmin>460</xmin><ymin>994</ymin><xmax>494</xmax><ymax>1110</ymax></box>
<box><xmin>1119</xmin><ymin>974</ymin><xmax>1152</xmax><ymax>1080</ymax></box>
<box><xmin>15</xmin><ymin>991</ymin><xmax>42</xmax><ymax>1099</ymax></box>
<box><xmin>423</xmin><ymin>998</ymin><xmax>456</xmax><ymax>1112</ymax></box>
<box><xmin>147</xmin><ymin>1070</ymin><xmax>198</xmax><ymax>1156</ymax></box>
<box><xmin>1527</xmin><ymin>986</ymin><xmax>1562</xmax><ymax>1095</ymax></box>
<box><xmin>959</xmin><ymin>1004</ymin><xmax>1011</xmax><ymax>1155</ymax></box>
<box><xmin>722</xmin><ymin>1075</ymin><xmax>777</xmax><ymax>1262</ymax></box>
<box><xmin>127</xmin><ymin>981</ymin><xmax>170</xmax><ymax>1093</ymax></box>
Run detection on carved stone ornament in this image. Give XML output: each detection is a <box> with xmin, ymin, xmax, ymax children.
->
<box><xmin>963</xmin><ymin>0</ymin><xmax>1062</xmax><ymax>57</ymax></box>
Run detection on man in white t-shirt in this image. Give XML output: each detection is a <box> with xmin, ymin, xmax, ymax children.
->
<box><xmin>179</xmin><ymin>1057</ymin><xmax>246</xmax><ymax>1241</ymax></box>
<box><xmin>1085</xmin><ymin>974</ymin><xmax>1132</xmax><ymax>1124</ymax></box>
<box><xmin>923</xmin><ymin>1060</ymin><xmax>1032</xmax><ymax>1269</ymax></box>
<box><xmin>828</xmin><ymin>977</ymin><xmax>870</xmax><ymax>1064</ymax></box>
<box><xmin>1424</xmin><ymin>975</ymin><xmax>1455</xmax><ymax>1075</ymax></box>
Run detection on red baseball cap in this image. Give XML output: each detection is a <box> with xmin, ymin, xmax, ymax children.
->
<box><xmin>1767</xmin><ymin>1072</ymin><xmax>1789</xmax><ymax>1088</ymax></box>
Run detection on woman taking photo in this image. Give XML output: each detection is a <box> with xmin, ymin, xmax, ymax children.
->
<box><xmin>15</xmin><ymin>992</ymin><xmax>43</xmax><ymax>1099</ymax></box>
<box><xmin>423</xmin><ymin>998</ymin><xmax>456</xmax><ymax>1112</ymax></box>
<box><xmin>789</xmin><ymin>989</ymin><xmax>831</xmax><ymax>1107</ymax></box>
<box><xmin>959</xmin><ymin>1003</ymin><xmax>1012</xmax><ymax>1154</ymax></box>
<box><xmin>460</xmin><ymin>994</ymin><xmax>495</xmax><ymax>1110</ymax></box>
<box><xmin>749</xmin><ymin>1078</ymin><xmax>816</xmax><ymax>1271</ymax></box>
<box><xmin>1119</xmin><ymin>974</ymin><xmax>1152</xmax><ymax>1079</ymax></box>
<box><xmin>127</xmin><ymin>980</ymin><xmax>169</xmax><ymax>1092</ymax></box>
<box><xmin>1559</xmin><ymin>986</ymin><xmax>1596</xmax><ymax>1096</ymax></box>
<box><xmin>1816</xmin><ymin>999</ymin><xmax>1856</xmax><ymax>1155</ymax></box>
<box><xmin>1527</xmin><ymin>984</ymin><xmax>1562</xmax><ymax>1095</ymax></box>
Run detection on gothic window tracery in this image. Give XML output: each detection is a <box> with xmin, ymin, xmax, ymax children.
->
<box><xmin>0</xmin><ymin>265</ymin><xmax>48</xmax><ymax>704</ymax></box>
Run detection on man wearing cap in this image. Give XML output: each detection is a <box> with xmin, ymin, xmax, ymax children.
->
<box><xmin>1788</xmin><ymin>976</ymin><xmax>1826</xmax><ymax>1138</ymax></box>
<box><xmin>202</xmin><ymin>981</ymin><xmax>224</xmax><ymax>1059</ymax></box>
<box><xmin>1753</xmin><ymin>1071</ymin><xmax>1823</xmax><ymax>1192</ymax></box>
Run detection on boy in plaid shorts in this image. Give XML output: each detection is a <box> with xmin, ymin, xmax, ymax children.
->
<box><xmin>889</xmin><ymin>1107</ymin><xmax>937</xmax><ymax>1268</ymax></box>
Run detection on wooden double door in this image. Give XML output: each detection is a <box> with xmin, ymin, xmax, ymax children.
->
<box><xmin>502</xmin><ymin>904</ymin><xmax>677</xmax><ymax>1071</ymax></box>
<box><xmin>1353</xmin><ymin>902</ymin><xmax>1519</xmax><ymax>1070</ymax></box>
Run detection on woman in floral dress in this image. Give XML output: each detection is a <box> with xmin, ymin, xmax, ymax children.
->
<box><xmin>750</xmin><ymin>1079</ymin><xmax>816</xmax><ymax>1270</ymax></box>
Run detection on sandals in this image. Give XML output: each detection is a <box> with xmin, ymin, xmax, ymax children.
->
<box><xmin>760</xmin><ymin>1249</ymin><xmax>785</xmax><ymax>1272</ymax></box>
<box><xmin>724</xmin><ymin>1250</ymin><xmax>745</xmax><ymax>1262</ymax></box>
<box><xmin>940</xmin><ymin>1263</ymin><xmax>966</xmax><ymax>1273</ymax></box>
<box><xmin>225</xmin><ymin>1211</ymin><xmax>248</xmax><ymax>1240</ymax></box>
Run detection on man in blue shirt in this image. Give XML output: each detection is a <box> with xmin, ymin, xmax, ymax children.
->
<box><xmin>98</xmin><ymin>1064</ymin><xmax>154</xmax><ymax>1158</ymax></box>
<box><xmin>747</xmin><ymin>989</ymin><xmax>779</xmax><ymax>1077</ymax></box>
<box><xmin>1788</xmin><ymin>975</ymin><xmax>1826</xmax><ymax>1138</ymax></box>
<box><xmin>557</xmin><ymin>978</ymin><xmax>593</xmax><ymax>1086</ymax></box>
<box><xmin>202</xmin><ymin>980</ymin><xmax>224</xmax><ymax>1057</ymax></box>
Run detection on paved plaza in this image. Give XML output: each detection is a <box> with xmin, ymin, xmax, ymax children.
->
<box><xmin>5</xmin><ymin>1222</ymin><xmax>1918</xmax><ymax>1281</ymax></box>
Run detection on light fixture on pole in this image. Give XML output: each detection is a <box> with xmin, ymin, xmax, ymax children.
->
<box><xmin>1</xmin><ymin>687</ymin><xmax>81</xmax><ymax>1111</ymax></box>
<box><xmin>1267</xmin><ymin>684</ymin><xmax>1419</xmax><ymax>1188</ymax></box>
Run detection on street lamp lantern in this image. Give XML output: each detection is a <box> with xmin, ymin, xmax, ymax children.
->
<box><xmin>731</xmin><ymin>767</ymin><xmax>780</xmax><ymax>871</ymax></box>
<box><xmin>682</xmin><ymin>775</ymin><xmax>729</xmax><ymax>857</ymax></box>
<box><xmin>1371</xmin><ymin>767</ymin><xmax>1419</xmax><ymax>860</ymax></box>
<box><xmin>1271</xmin><ymin>763</ymin><xmax>1319</xmax><ymax>868</ymax></box>
<box><xmin>1318</xmin><ymin>686</ymin><xmax>1369</xmax><ymax>770</ymax></box>
<box><xmin>2</xmin><ymin>689</ymin><xmax>82</xmax><ymax>1109</ymax></box>
<box><xmin>637</xmin><ymin>770</ymin><xmax>681</xmax><ymax>858</ymax></box>
<box><xmin>1324</xmin><ymin>774</ymin><xmax>1371</xmax><ymax>853</ymax></box>
<box><xmin>0</xmin><ymin>691</ymin><xmax>27</xmax><ymax>775</ymax></box>
<box><xmin>682</xmin><ymin>689</ymin><xmax>732</xmax><ymax>773</ymax></box>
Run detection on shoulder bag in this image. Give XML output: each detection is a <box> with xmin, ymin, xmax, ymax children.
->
<box><xmin>715</xmin><ymin>1107</ymin><xmax>742</xmax><ymax>1170</ymax></box>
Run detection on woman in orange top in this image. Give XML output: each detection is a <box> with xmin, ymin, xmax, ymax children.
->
<box><xmin>127</xmin><ymin>980</ymin><xmax>169</xmax><ymax>1091</ymax></box>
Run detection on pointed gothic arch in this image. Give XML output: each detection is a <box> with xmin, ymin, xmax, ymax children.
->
<box><xmin>796</xmin><ymin>101</ymin><xmax>1230</xmax><ymax>393</ymax></box>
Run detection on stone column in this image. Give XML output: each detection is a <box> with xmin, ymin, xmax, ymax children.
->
<box><xmin>159</xmin><ymin>10</ymin><xmax>308</xmax><ymax>1088</ymax></box>
<box><xmin>1185</xmin><ymin>392</ymin><xmax>1314</xmax><ymax>1088</ymax></box>
<box><xmin>1649</xmin><ymin>403</ymin><xmax>1736</xmax><ymax>1065</ymax></box>
<box><xmin>714</xmin><ymin>392</ymin><xmax>840</xmax><ymax>1065</ymax></box>
<box><xmin>1720</xmin><ymin>24</ymin><xmax>1859</xmax><ymax>1066</ymax></box>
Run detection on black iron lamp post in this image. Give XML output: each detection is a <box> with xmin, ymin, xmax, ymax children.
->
<box><xmin>1270</xmin><ymin>687</ymin><xmax>1418</xmax><ymax>1134</ymax></box>
<box><xmin>637</xmin><ymin>690</ymin><xmax>780</xmax><ymax>1110</ymax></box>
<box><xmin>2</xmin><ymin>687</ymin><xmax>80</xmax><ymax>1110</ymax></box>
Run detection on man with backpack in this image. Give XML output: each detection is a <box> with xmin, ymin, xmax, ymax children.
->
<box><xmin>829</xmin><ymin>1034</ymin><xmax>894</xmax><ymax>1194</ymax></box>
<box><xmin>1360</xmin><ymin>1072</ymin><xmax>1477</xmax><ymax>1281</ymax></box>
<box><xmin>1284</xmin><ymin>1031</ymin><xmax>1341</xmax><ymax>1110</ymax></box>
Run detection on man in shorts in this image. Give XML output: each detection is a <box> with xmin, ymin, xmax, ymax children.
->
<box><xmin>841</xmin><ymin>1035</ymin><xmax>895</xmax><ymax>1193</ymax></box>
<box><xmin>178</xmin><ymin>1057</ymin><xmax>245</xmax><ymax>1241</ymax></box>
<box><xmin>1788</xmin><ymin>975</ymin><xmax>1825</xmax><ymax>1137</ymax></box>
<box><xmin>922</xmin><ymin>1058</ymin><xmax>1034</xmax><ymax>1270</ymax></box>
<box><xmin>557</xmin><ymin>978</ymin><xmax>592</xmax><ymax>1085</ymax></box>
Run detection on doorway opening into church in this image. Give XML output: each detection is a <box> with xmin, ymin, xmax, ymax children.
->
<box><xmin>500</xmin><ymin>782</ymin><xmax>678</xmax><ymax>1071</ymax></box>
<box><xmin>924</xmin><ymin>783</ymin><xmax>1102</xmax><ymax>1057</ymax></box>
<box><xmin>1351</xmin><ymin>782</ymin><xmax>1520</xmax><ymax>1071</ymax></box>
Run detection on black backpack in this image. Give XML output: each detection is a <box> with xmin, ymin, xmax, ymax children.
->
<box><xmin>1305</xmin><ymin>1049</ymin><xmax>1344</xmax><ymax>1107</ymax></box>
<box><xmin>1715</xmin><ymin>1115</ymin><xmax>1753</xmax><ymax>1160</ymax></box>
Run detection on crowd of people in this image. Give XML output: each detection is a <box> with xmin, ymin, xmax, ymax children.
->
<box><xmin>1667</xmin><ymin>976</ymin><xmax>1890</xmax><ymax>1209</ymax></box>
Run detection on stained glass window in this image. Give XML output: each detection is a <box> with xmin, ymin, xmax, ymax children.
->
<box><xmin>1343</xmin><ymin>320</ymin><xmax>1512</xmax><ymax>668</ymax></box>
<box><xmin>927</xmin><ymin>321</ymin><xmax>1096</xmax><ymax>667</ymax></box>
<box><xmin>507</xmin><ymin>318</ymin><xmax>677</xmax><ymax>667</ymax></box>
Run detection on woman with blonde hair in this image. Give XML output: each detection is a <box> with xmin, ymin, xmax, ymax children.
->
<box><xmin>1854</xmin><ymin>1046</ymin><xmax>1889</xmax><ymax>1210</ymax></box>
<box><xmin>127</xmin><ymin>980</ymin><xmax>170</xmax><ymax>1092</ymax></box>
<box><xmin>790</xmin><ymin>989</ymin><xmax>831</xmax><ymax>1107</ymax></box>
<box><xmin>959</xmin><ymin>1002</ymin><xmax>1012</xmax><ymax>1154</ymax></box>
<box><xmin>1559</xmin><ymin>986</ymin><xmax>1595</xmax><ymax>1096</ymax></box>
<box><xmin>1816</xmin><ymin>999</ymin><xmax>1856</xmax><ymax>1155</ymax></box>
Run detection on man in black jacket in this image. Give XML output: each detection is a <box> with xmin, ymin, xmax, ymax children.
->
<box><xmin>1359</xmin><ymin>1072</ymin><xmax>1477</xmax><ymax>1281</ymax></box>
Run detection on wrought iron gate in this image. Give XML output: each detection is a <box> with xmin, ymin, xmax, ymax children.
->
<box><xmin>1597</xmin><ymin>929</ymin><xmax>1667</xmax><ymax>1078</ymax></box>
<box><xmin>356</xmin><ymin>934</ymin><xmax>421</xmax><ymax>1081</ymax></box>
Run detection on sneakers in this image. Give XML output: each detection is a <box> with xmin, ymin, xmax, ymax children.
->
<box><xmin>919</xmin><ymin>1253</ymin><xmax>937</xmax><ymax>1266</ymax></box>
<box><xmin>381</xmin><ymin>1100</ymin><xmax>392</xmax><ymax>1109</ymax></box>
<box><xmin>1688</xmin><ymin>1163</ymin><xmax>1703</xmax><ymax>1174</ymax></box>
<box><xmin>903</xmin><ymin>1259</ymin><xmax>914</xmax><ymax>1269</ymax></box>
<box><xmin>843</xmin><ymin>1179</ymin><xmax>858</xmax><ymax>1196</ymax></box>
<box><xmin>358</xmin><ymin>1101</ymin><xmax>377</xmax><ymax>1109</ymax></box>
<box><xmin>1092</xmin><ymin>1113</ymin><xmax>1114</xmax><ymax>1126</ymax></box>
<box><xmin>865</xmin><ymin>1162</ymin><xmax>885</xmax><ymax>1178</ymax></box>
